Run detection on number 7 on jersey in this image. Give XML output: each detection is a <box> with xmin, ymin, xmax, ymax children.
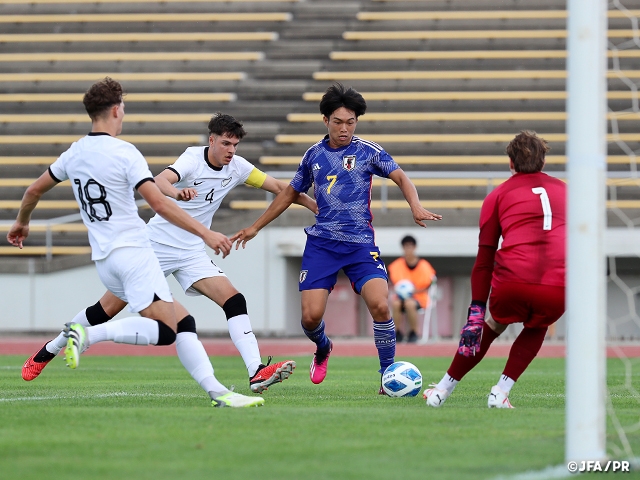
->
<box><xmin>532</xmin><ymin>187</ymin><xmax>552</xmax><ymax>231</ymax></box>
<box><xmin>326</xmin><ymin>175</ymin><xmax>337</xmax><ymax>194</ymax></box>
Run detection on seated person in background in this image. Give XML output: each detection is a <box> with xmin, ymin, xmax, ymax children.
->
<box><xmin>388</xmin><ymin>235</ymin><xmax>436</xmax><ymax>343</ymax></box>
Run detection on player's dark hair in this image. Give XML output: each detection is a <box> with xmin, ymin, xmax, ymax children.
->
<box><xmin>401</xmin><ymin>235</ymin><xmax>417</xmax><ymax>247</ymax></box>
<box><xmin>506</xmin><ymin>131</ymin><xmax>550</xmax><ymax>173</ymax></box>
<box><xmin>208</xmin><ymin>113</ymin><xmax>246</xmax><ymax>139</ymax></box>
<box><xmin>82</xmin><ymin>77</ymin><xmax>124</xmax><ymax>121</ymax></box>
<box><xmin>319</xmin><ymin>83</ymin><xmax>367</xmax><ymax>119</ymax></box>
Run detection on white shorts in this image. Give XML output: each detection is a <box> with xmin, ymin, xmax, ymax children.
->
<box><xmin>95</xmin><ymin>246</ymin><xmax>173</xmax><ymax>313</ymax></box>
<box><xmin>151</xmin><ymin>241</ymin><xmax>226</xmax><ymax>296</ymax></box>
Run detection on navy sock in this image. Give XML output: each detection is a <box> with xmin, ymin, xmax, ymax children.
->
<box><xmin>374</xmin><ymin>318</ymin><xmax>396</xmax><ymax>373</ymax></box>
<box><xmin>302</xmin><ymin>320</ymin><xmax>330</xmax><ymax>352</ymax></box>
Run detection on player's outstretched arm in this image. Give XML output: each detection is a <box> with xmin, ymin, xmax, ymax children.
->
<box><xmin>7</xmin><ymin>171</ymin><xmax>58</xmax><ymax>248</ymax></box>
<box><xmin>388</xmin><ymin>169</ymin><xmax>442</xmax><ymax>227</ymax></box>
<box><xmin>138</xmin><ymin>181</ymin><xmax>232</xmax><ymax>257</ymax></box>
<box><xmin>231</xmin><ymin>184</ymin><xmax>298</xmax><ymax>249</ymax></box>
<box><xmin>155</xmin><ymin>169</ymin><xmax>197</xmax><ymax>201</ymax></box>
<box><xmin>260</xmin><ymin>176</ymin><xmax>318</xmax><ymax>214</ymax></box>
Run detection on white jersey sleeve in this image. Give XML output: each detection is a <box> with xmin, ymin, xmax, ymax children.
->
<box><xmin>164</xmin><ymin>147</ymin><xmax>201</xmax><ymax>185</ymax></box>
<box><xmin>49</xmin><ymin>150</ymin><xmax>71</xmax><ymax>183</ymax></box>
<box><xmin>124</xmin><ymin>145</ymin><xmax>154</xmax><ymax>190</ymax></box>
<box><xmin>234</xmin><ymin>155</ymin><xmax>256</xmax><ymax>184</ymax></box>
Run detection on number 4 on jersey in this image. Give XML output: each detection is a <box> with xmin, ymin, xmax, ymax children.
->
<box><xmin>532</xmin><ymin>187</ymin><xmax>552</xmax><ymax>231</ymax></box>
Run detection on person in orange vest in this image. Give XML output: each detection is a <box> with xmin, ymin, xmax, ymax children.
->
<box><xmin>388</xmin><ymin>235</ymin><xmax>436</xmax><ymax>342</ymax></box>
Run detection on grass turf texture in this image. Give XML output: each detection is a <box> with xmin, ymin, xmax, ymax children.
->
<box><xmin>0</xmin><ymin>355</ymin><xmax>638</xmax><ymax>480</ymax></box>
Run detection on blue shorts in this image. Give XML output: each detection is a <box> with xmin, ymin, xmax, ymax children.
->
<box><xmin>299</xmin><ymin>234</ymin><xmax>388</xmax><ymax>294</ymax></box>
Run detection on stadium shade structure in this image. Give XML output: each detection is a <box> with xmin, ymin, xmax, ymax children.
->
<box><xmin>566</xmin><ymin>0</ymin><xmax>607</xmax><ymax>462</ymax></box>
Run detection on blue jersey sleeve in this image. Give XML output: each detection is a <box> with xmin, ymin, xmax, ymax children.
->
<box><xmin>368</xmin><ymin>150</ymin><xmax>400</xmax><ymax>178</ymax></box>
<box><xmin>290</xmin><ymin>151</ymin><xmax>314</xmax><ymax>193</ymax></box>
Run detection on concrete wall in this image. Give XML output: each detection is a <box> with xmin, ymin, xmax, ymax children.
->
<box><xmin>1</xmin><ymin>227</ymin><xmax>639</xmax><ymax>339</ymax></box>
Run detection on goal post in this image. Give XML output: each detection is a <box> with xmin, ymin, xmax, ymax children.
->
<box><xmin>565</xmin><ymin>0</ymin><xmax>607</xmax><ymax>462</ymax></box>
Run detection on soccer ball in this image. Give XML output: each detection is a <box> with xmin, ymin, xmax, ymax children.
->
<box><xmin>394</xmin><ymin>279</ymin><xmax>415</xmax><ymax>299</ymax></box>
<box><xmin>382</xmin><ymin>361</ymin><xmax>422</xmax><ymax>397</ymax></box>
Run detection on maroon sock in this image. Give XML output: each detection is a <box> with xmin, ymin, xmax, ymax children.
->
<box><xmin>503</xmin><ymin>327</ymin><xmax>547</xmax><ymax>381</ymax></box>
<box><xmin>447</xmin><ymin>322</ymin><xmax>500</xmax><ymax>381</ymax></box>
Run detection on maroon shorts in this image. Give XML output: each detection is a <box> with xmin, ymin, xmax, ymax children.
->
<box><xmin>489</xmin><ymin>280</ymin><xmax>565</xmax><ymax>329</ymax></box>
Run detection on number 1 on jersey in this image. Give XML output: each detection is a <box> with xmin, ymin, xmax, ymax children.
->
<box><xmin>326</xmin><ymin>175</ymin><xmax>337</xmax><ymax>194</ymax></box>
<box><xmin>532</xmin><ymin>187</ymin><xmax>552</xmax><ymax>231</ymax></box>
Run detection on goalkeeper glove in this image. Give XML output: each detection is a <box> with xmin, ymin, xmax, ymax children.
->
<box><xmin>458</xmin><ymin>302</ymin><xmax>486</xmax><ymax>357</ymax></box>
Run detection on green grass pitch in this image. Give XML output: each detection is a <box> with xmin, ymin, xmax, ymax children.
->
<box><xmin>0</xmin><ymin>355</ymin><xmax>638</xmax><ymax>480</ymax></box>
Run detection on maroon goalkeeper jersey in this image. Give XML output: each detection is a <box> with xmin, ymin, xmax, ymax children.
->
<box><xmin>478</xmin><ymin>171</ymin><xmax>566</xmax><ymax>287</ymax></box>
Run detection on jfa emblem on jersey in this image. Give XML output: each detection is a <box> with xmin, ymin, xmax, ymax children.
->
<box><xmin>343</xmin><ymin>155</ymin><xmax>356</xmax><ymax>171</ymax></box>
<box><xmin>299</xmin><ymin>270</ymin><xmax>308</xmax><ymax>283</ymax></box>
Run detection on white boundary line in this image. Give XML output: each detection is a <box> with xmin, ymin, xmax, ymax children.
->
<box><xmin>0</xmin><ymin>392</ymin><xmax>202</xmax><ymax>402</ymax></box>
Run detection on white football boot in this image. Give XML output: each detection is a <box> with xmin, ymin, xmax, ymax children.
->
<box><xmin>423</xmin><ymin>384</ymin><xmax>451</xmax><ymax>408</ymax></box>
<box><xmin>487</xmin><ymin>385</ymin><xmax>514</xmax><ymax>408</ymax></box>
<box><xmin>211</xmin><ymin>391</ymin><xmax>265</xmax><ymax>408</ymax></box>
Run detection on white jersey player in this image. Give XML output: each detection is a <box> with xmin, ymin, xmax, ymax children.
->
<box><xmin>21</xmin><ymin>112</ymin><xmax>318</xmax><ymax>395</ymax></box>
<box><xmin>10</xmin><ymin>79</ymin><xmax>264</xmax><ymax>407</ymax></box>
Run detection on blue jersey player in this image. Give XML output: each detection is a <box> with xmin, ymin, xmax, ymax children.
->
<box><xmin>232</xmin><ymin>84</ymin><xmax>441</xmax><ymax>393</ymax></box>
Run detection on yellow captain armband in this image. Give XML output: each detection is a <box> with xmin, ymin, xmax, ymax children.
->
<box><xmin>245</xmin><ymin>167</ymin><xmax>267</xmax><ymax>188</ymax></box>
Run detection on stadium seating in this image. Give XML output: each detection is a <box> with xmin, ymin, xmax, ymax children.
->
<box><xmin>0</xmin><ymin>13</ymin><xmax>293</xmax><ymax>23</ymax></box>
<box><xmin>0</xmin><ymin>32</ymin><xmax>279</xmax><ymax>42</ymax></box>
<box><xmin>2</xmin><ymin>0</ymin><xmax>640</xmax><ymax>260</ymax></box>
<box><xmin>302</xmin><ymin>91</ymin><xmax>637</xmax><ymax>101</ymax></box>
<box><xmin>0</xmin><ymin>94</ymin><xmax>236</xmax><ymax>102</ymax></box>
<box><xmin>0</xmin><ymin>72</ymin><xmax>246</xmax><ymax>82</ymax></box>
<box><xmin>229</xmin><ymin>199</ymin><xmax>640</xmax><ymax>210</ymax></box>
<box><xmin>0</xmin><ymin>156</ymin><xmax>176</xmax><ymax>165</ymax></box>
<box><xmin>342</xmin><ymin>30</ymin><xmax>637</xmax><ymax>40</ymax></box>
<box><xmin>259</xmin><ymin>155</ymin><xmax>631</xmax><ymax>166</ymax></box>
<box><xmin>356</xmin><ymin>10</ymin><xmax>639</xmax><ymax>21</ymax></box>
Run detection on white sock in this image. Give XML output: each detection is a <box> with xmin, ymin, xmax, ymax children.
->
<box><xmin>176</xmin><ymin>332</ymin><xmax>228</xmax><ymax>395</ymax></box>
<box><xmin>227</xmin><ymin>314</ymin><xmax>262</xmax><ymax>377</ymax></box>
<box><xmin>86</xmin><ymin>317</ymin><xmax>159</xmax><ymax>346</ymax></box>
<box><xmin>46</xmin><ymin>332</ymin><xmax>68</xmax><ymax>355</ymax></box>
<box><xmin>497</xmin><ymin>374</ymin><xmax>516</xmax><ymax>394</ymax></box>
<box><xmin>436</xmin><ymin>373</ymin><xmax>459</xmax><ymax>393</ymax></box>
<box><xmin>46</xmin><ymin>308</ymin><xmax>92</xmax><ymax>355</ymax></box>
